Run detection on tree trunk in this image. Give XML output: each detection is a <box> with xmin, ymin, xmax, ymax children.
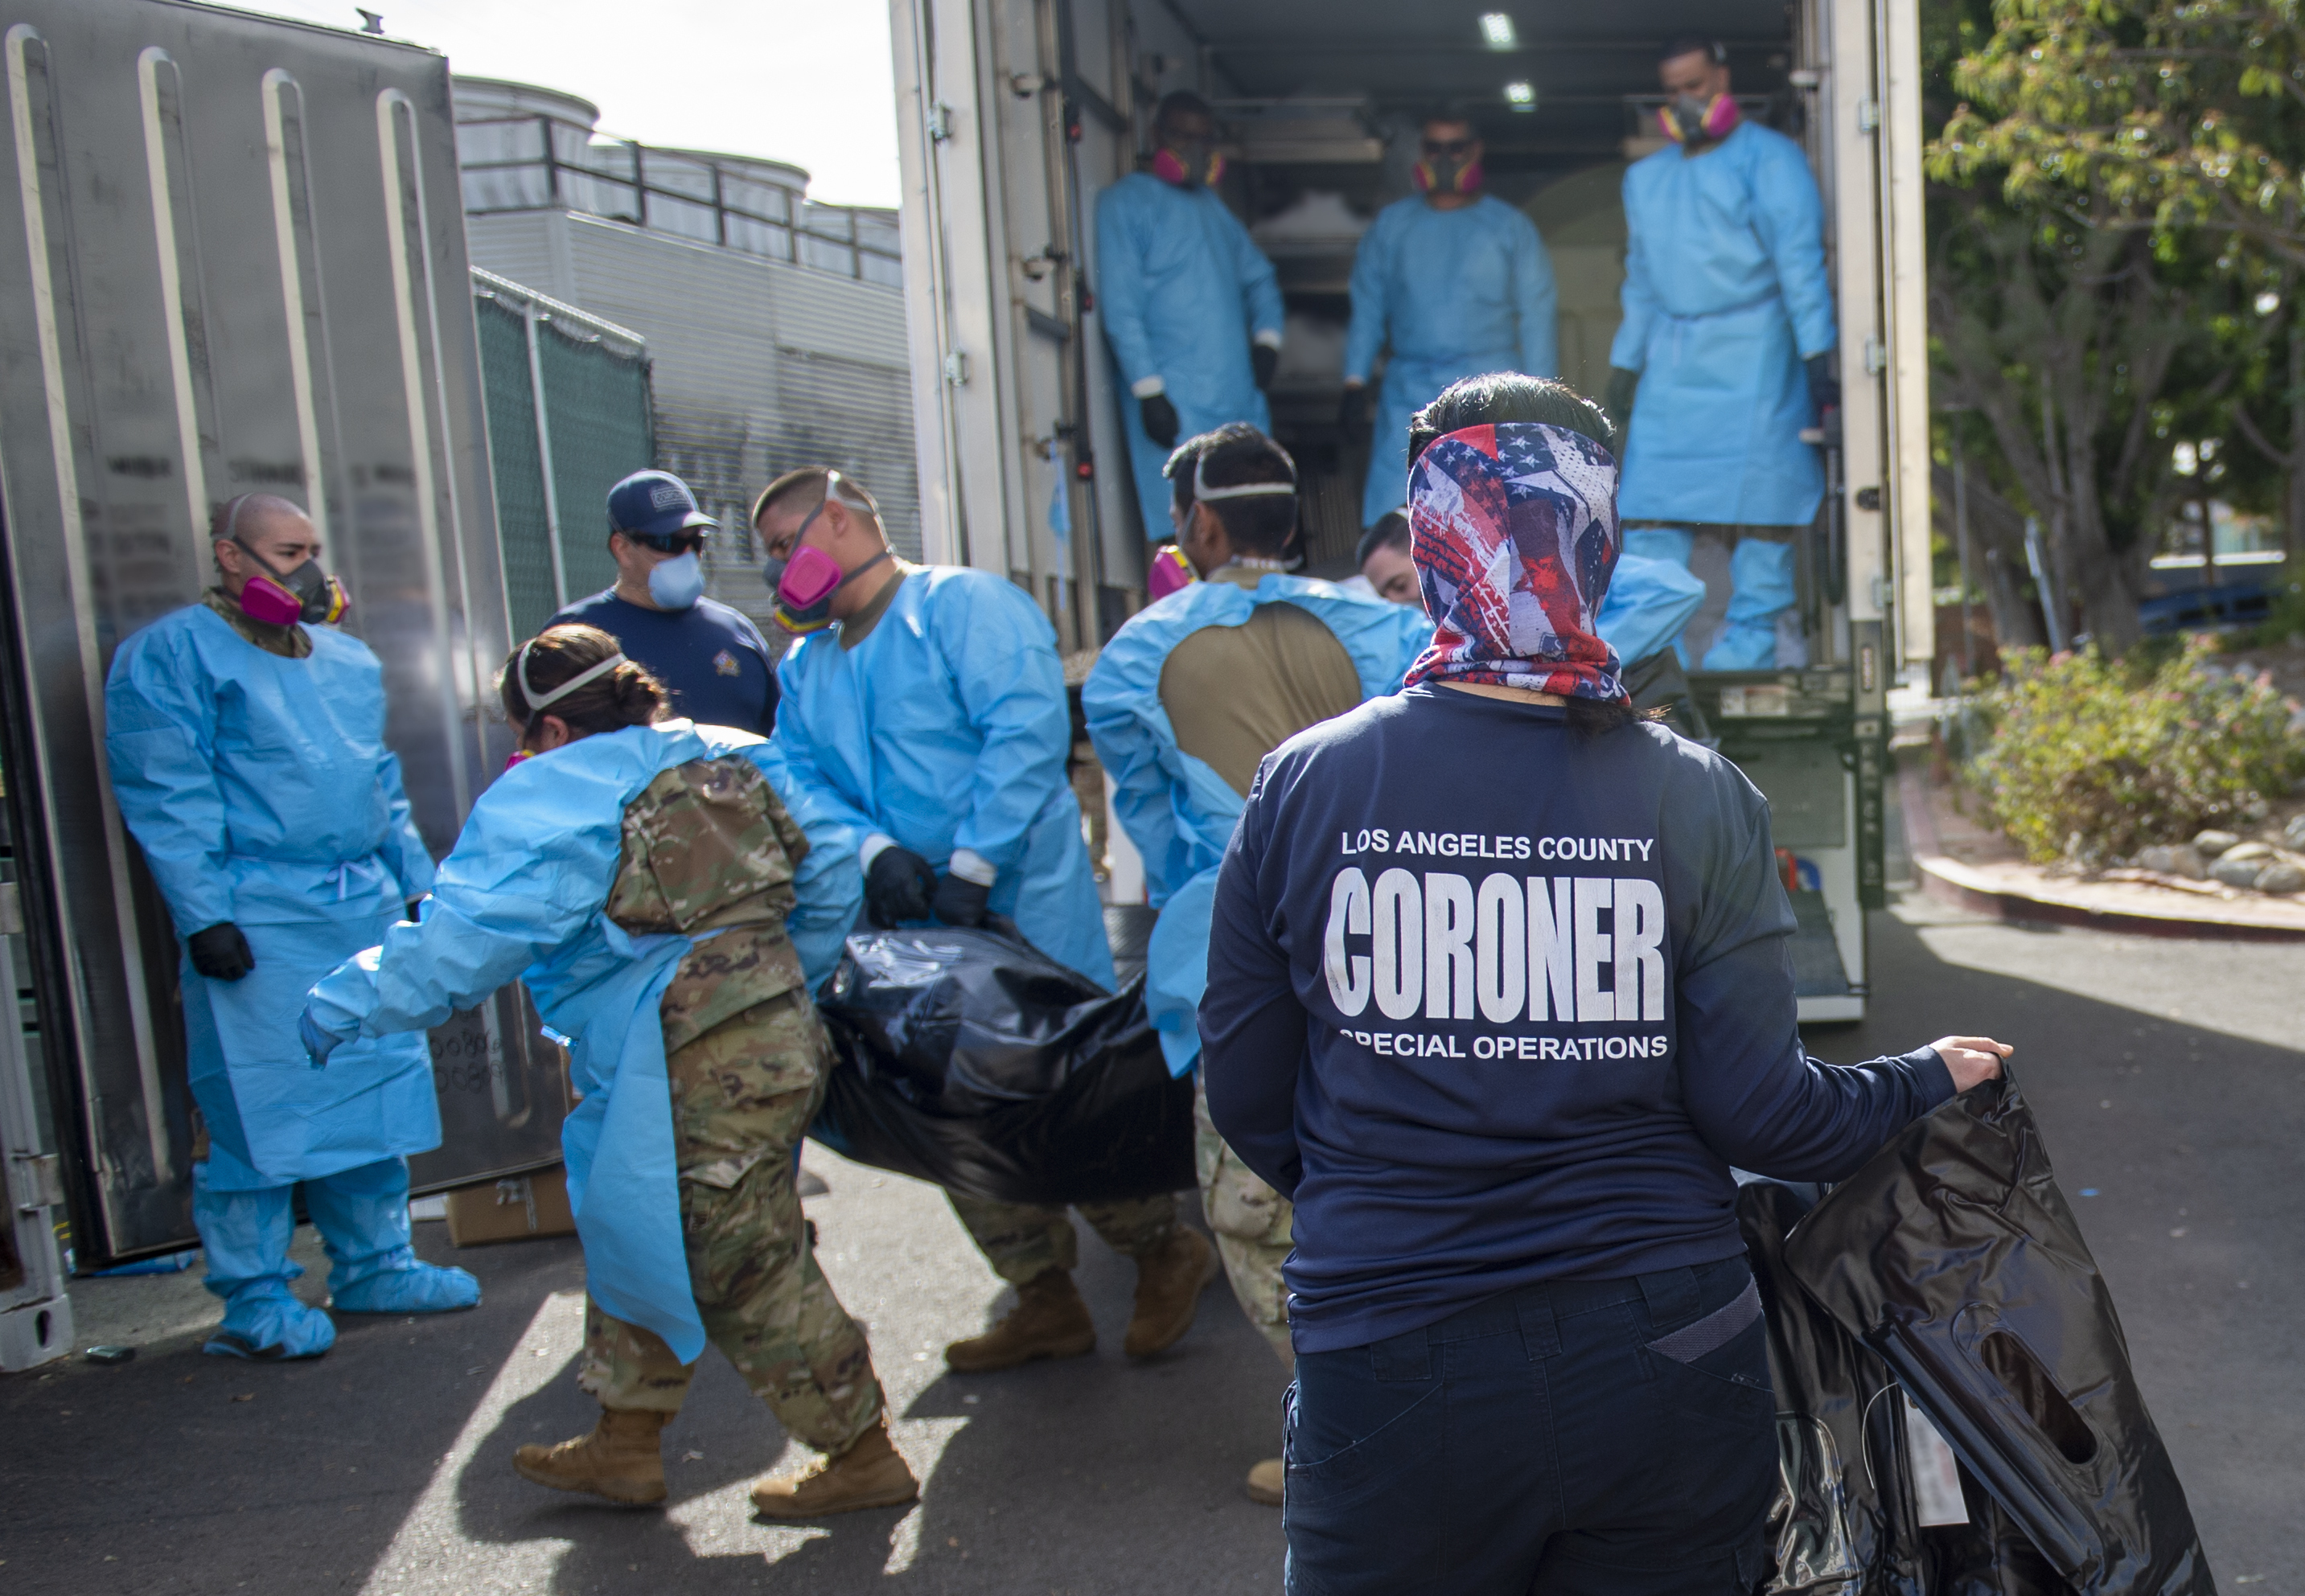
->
<box><xmin>1931</xmin><ymin>462</ymin><xmax>2048</xmax><ymax>650</ymax></box>
<box><xmin>2289</xmin><ymin>322</ymin><xmax>2304</xmax><ymax>560</ymax></box>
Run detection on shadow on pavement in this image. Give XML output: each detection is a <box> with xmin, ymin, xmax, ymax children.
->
<box><xmin>7</xmin><ymin>893</ymin><xmax>2296</xmax><ymax>1591</ymax></box>
<box><xmin>0</xmin><ymin>1228</ymin><xmax>586</xmax><ymax>1595</ymax></box>
<box><xmin>1815</xmin><ymin>896</ymin><xmax>2305</xmax><ymax>1585</ymax></box>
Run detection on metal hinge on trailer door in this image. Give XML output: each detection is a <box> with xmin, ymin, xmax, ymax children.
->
<box><xmin>11</xmin><ymin>1151</ymin><xmax>64</xmax><ymax>1212</ymax></box>
<box><xmin>1857</xmin><ymin>97</ymin><xmax>1880</xmax><ymax>133</ymax></box>
<box><xmin>943</xmin><ymin>351</ymin><xmax>970</xmax><ymax>387</ymax></box>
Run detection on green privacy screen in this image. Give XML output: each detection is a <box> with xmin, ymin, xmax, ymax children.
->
<box><xmin>473</xmin><ymin>273</ymin><xmax>655</xmax><ymax>640</ymax></box>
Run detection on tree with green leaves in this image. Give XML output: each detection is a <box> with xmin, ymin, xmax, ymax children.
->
<box><xmin>1935</xmin><ymin>0</ymin><xmax>2305</xmax><ymax>265</ymax></box>
<box><xmin>1933</xmin><ymin>0</ymin><xmax>2305</xmax><ymax>588</ymax></box>
<box><xmin>1927</xmin><ymin>200</ymin><xmax>2212</xmax><ymax>653</ymax></box>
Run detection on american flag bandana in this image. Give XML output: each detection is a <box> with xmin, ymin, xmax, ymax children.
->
<box><xmin>1402</xmin><ymin>421</ymin><xmax>1625</xmax><ymax>704</ymax></box>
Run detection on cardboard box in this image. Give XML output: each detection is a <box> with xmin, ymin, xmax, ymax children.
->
<box><xmin>445</xmin><ymin>1167</ymin><xmax>576</xmax><ymax>1247</ymax></box>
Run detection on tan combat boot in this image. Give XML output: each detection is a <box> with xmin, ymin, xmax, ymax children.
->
<box><xmin>512</xmin><ymin>1407</ymin><xmax>671</xmax><ymax>1505</ymax></box>
<box><xmin>943</xmin><ymin>1269</ymin><xmax>1097</xmax><ymax>1372</ymax></box>
<box><xmin>1123</xmin><ymin>1226</ymin><xmax>1217</xmax><ymax>1357</ymax></box>
<box><xmin>1246</xmin><ymin>1458</ymin><xmax>1284</xmax><ymax>1507</ymax></box>
<box><xmin>750</xmin><ymin>1417</ymin><xmax>921</xmax><ymax>1519</ymax></box>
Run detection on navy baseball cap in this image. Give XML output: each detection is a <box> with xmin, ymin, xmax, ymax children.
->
<box><xmin>606</xmin><ymin>470</ymin><xmax>718</xmax><ymax>542</ymax></box>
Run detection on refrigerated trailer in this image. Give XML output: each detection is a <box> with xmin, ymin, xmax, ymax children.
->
<box><xmin>0</xmin><ymin>0</ymin><xmax>571</xmax><ymax>1304</ymax></box>
<box><xmin>888</xmin><ymin>0</ymin><xmax>1932</xmax><ymax>1022</ymax></box>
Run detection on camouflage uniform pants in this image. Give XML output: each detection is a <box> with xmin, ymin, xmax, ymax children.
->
<box><xmin>1194</xmin><ymin>1071</ymin><xmax>1294</xmax><ymax>1370</ymax></box>
<box><xmin>581</xmin><ymin>991</ymin><xmax>882</xmax><ymax>1455</ymax></box>
<box><xmin>947</xmin><ymin>1190</ymin><xmax>1179</xmax><ymax>1286</ymax></box>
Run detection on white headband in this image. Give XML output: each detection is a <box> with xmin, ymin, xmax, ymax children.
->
<box><xmin>1192</xmin><ymin>449</ymin><xmax>1296</xmax><ymax>503</ymax></box>
<box><xmin>518</xmin><ymin>641</ymin><xmax>627</xmax><ymax>713</ymax></box>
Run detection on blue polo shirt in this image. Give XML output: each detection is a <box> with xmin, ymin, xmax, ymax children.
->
<box><xmin>548</xmin><ymin>589</ymin><xmax>779</xmax><ymax>736</ymax></box>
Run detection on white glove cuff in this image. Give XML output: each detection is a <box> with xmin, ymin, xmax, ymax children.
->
<box><xmin>1253</xmin><ymin>329</ymin><xmax>1284</xmax><ymax>351</ymax></box>
<box><xmin>859</xmin><ymin>833</ymin><xmax>898</xmax><ymax>870</ymax></box>
<box><xmin>947</xmin><ymin>848</ymin><xmax>998</xmax><ymax>887</ymax></box>
<box><xmin>1131</xmin><ymin>375</ymin><xmax>1167</xmax><ymax>400</ymax></box>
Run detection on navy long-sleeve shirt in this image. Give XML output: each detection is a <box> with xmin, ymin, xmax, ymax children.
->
<box><xmin>1200</xmin><ymin>685</ymin><xmax>1953</xmax><ymax>1353</ymax></box>
<box><xmin>549</xmin><ymin>590</ymin><xmax>779</xmax><ymax>736</ymax></box>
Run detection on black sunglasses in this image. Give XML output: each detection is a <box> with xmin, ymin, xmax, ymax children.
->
<box><xmin>627</xmin><ymin>528</ymin><xmax>709</xmax><ymax>556</ymax></box>
<box><xmin>1423</xmin><ymin>137</ymin><xmax>1477</xmax><ymax>158</ymax></box>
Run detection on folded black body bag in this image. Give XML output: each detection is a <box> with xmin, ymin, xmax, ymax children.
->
<box><xmin>1741</xmin><ymin>1178</ymin><xmax>1929</xmax><ymax>1595</ymax></box>
<box><xmin>1744</xmin><ymin>1179</ymin><xmax>2074</xmax><ymax>1596</ymax></box>
<box><xmin>806</xmin><ymin>925</ymin><xmax>1195</xmax><ymax>1207</ymax></box>
<box><xmin>1783</xmin><ymin>1075</ymin><xmax>2215</xmax><ymax>1596</ymax></box>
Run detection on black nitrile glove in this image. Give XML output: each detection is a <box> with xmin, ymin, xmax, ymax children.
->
<box><xmin>1251</xmin><ymin>343</ymin><xmax>1280</xmax><ymax>391</ymax></box>
<box><xmin>1337</xmin><ymin>384</ymin><xmax>1368</xmax><ymax>436</ymax></box>
<box><xmin>1805</xmin><ymin>352</ymin><xmax>1841</xmax><ymax>418</ymax></box>
<box><xmin>931</xmin><ymin>872</ymin><xmax>992</xmax><ymax>928</ymax></box>
<box><xmin>1603</xmin><ymin>367</ymin><xmax>1640</xmax><ymax>437</ymax></box>
<box><xmin>1140</xmin><ymin>392</ymin><xmax>1181</xmax><ymax>449</ymax></box>
<box><xmin>865</xmin><ymin>847</ymin><xmax>938</xmax><ymax>928</ymax></box>
<box><xmin>1806</xmin><ymin>352</ymin><xmax>1843</xmax><ymax>447</ymax></box>
<box><xmin>187</xmin><ymin>921</ymin><xmax>256</xmax><ymax>982</ymax></box>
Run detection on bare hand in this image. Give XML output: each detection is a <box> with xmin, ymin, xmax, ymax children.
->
<box><xmin>1929</xmin><ymin>1036</ymin><xmax>2012</xmax><ymax>1092</ymax></box>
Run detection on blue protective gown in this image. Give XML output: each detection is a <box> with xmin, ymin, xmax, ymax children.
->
<box><xmin>1612</xmin><ymin>121</ymin><xmax>1835</xmax><ymax>527</ymax></box>
<box><xmin>1082</xmin><ymin>575</ymin><xmax>1429</xmax><ymax>1073</ymax></box>
<box><xmin>1345</xmin><ymin>195</ymin><xmax>1559</xmax><ymax>527</ymax></box>
<box><xmin>104</xmin><ymin>605</ymin><xmax>439</xmax><ymax>1187</ymax></box>
<box><xmin>774</xmin><ymin>568</ymin><xmax>1114</xmax><ymax>989</ymax></box>
<box><xmin>1096</xmin><ymin>173</ymin><xmax>1286</xmax><ymax>541</ymax></box>
<box><xmin>305</xmin><ymin>720</ymin><xmax>848</xmax><ymax>1364</ymax></box>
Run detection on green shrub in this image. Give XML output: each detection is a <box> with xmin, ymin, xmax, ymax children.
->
<box><xmin>1966</xmin><ymin>638</ymin><xmax>2305</xmax><ymax>865</ymax></box>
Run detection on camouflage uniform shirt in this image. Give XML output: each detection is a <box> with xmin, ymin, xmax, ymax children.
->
<box><xmin>606</xmin><ymin>754</ymin><xmax>820</xmax><ymax>1187</ymax></box>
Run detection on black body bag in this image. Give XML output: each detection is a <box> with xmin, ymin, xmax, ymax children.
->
<box><xmin>1744</xmin><ymin>1177</ymin><xmax>2073</xmax><ymax>1595</ymax></box>
<box><xmin>806</xmin><ymin>925</ymin><xmax>1195</xmax><ymax>1207</ymax></box>
<box><xmin>1748</xmin><ymin>1073</ymin><xmax>2214</xmax><ymax>1595</ymax></box>
<box><xmin>1741</xmin><ymin>1177</ymin><xmax>1929</xmax><ymax>1594</ymax></box>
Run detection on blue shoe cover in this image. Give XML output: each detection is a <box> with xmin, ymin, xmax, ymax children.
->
<box><xmin>203</xmin><ymin>1281</ymin><xmax>335</xmax><ymax>1360</ymax></box>
<box><xmin>1621</xmin><ymin>527</ymin><xmax>1694</xmax><ymax>568</ymax></box>
<box><xmin>1599</xmin><ymin>552</ymin><xmax>1707</xmax><ymax>669</ymax></box>
<box><xmin>1703</xmin><ymin>540</ymin><xmax>1800</xmax><ymax>671</ymax></box>
<box><xmin>1701</xmin><ymin>619</ymin><xmax>1781</xmax><ymax>671</ymax></box>
<box><xmin>330</xmin><ymin>1247</ymin><xmax>481</xmax><ymax>1315</ymax></box>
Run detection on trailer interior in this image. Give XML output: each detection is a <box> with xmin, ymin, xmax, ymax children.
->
<box><xmin>1144</xmin><ymin>0</ymin><xmax>1814</xmax><ymax>572</ymax></box>
<box><xmin>1135</xmin><ymin>0</ymin><xmax>1888</xmax><ymax>1020</ymax></box>
<box><xmin>895</xmin><ymin>0</ymin><xmax>1925</xmax><ymax>1018</ymax></box>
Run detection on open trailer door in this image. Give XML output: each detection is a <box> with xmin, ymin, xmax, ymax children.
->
<box><xmin>890</xmin><ymin>0</ymin><xmax>1138</xmax><ymax>653</ymax></box>
<box><xmin>0</xmin><ymin>0</ymin><xmax>569</xmax><ymax>1268</ymax></box>
<box><xmin>1876</xmin><ymin>0</ymin><xmax>1935</xmax><ymax>673</ymax></box>
<box><xmin>1810</xmin><ymin>0</ymin><xmax>1932</xmax><ymax>679</ymax></box>
<box><xmin>1789</xmin><ymin>0</ymin><xmax>1932</xmax><ymax>1015</ymax></box>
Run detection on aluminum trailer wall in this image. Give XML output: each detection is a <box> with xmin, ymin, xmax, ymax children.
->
<box><xmin>0</xmin><ymin>0</ymin><xmax>565</xmax><ymax>1266</ymax></box>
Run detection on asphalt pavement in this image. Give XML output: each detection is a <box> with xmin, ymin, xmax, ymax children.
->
<box><xmin>3</xmin><ymin>887</ymin><xmax>2301</xmax><ymax>1594</ymax></box>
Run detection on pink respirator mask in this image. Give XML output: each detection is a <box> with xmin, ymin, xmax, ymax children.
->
<box><xmin>766</xmin><ymin>544</ymin><xmax>891</xmax><ymax>635</ymax></box>
<box><xmin>1659</xmin><ymin>93</ymin><xmax>1741</xmax><ymax>145</ymax></box>
<box><xmin>1146</xmin><ymin>544</ymin><xmax>1196</xmax><ymax>601</ymax></box>
<box><xmin>1151</xmin><ymin>145</ymin><xmax>1224</xmax><ymax>188</ymax></box>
